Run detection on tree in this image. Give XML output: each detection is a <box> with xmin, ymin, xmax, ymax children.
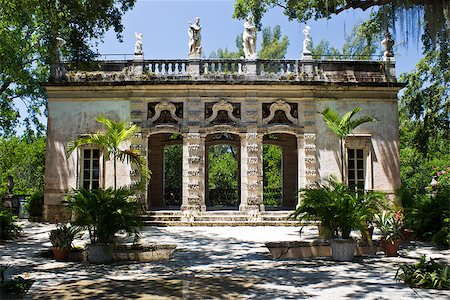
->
<box><xmin>233</xmin><ymin>1</ymin><xmax>449</xmax><ymax>47</ymax></box>
<box><xmin>66</xmin><ymin>116</ymin><xmax>149</xmax><ymax>190</ymax></box>
<box><xmin>210</xmin><ymin>25</ymin><xmax>289</xmax><ymax>59</ymax></box>
<box><xmin>319</xmin><ymin>107</ymin><xmax>377</xmax><ymax>183</ymax></box>
<box><xmin>0</xmin><ymin>135</ymin><xmax>46</xmax><ymax>197</ymax></box>
<box><xmin>0</xmin><ymin>0</ymin><xmax>136</xmax><ymax>136</ymax></box>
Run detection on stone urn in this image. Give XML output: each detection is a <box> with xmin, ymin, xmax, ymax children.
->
<box><xmin>329</xmin><ymin>238</ymin><xmax>356</xmax><ymax>261</ymax></box>
<box><xmin>87</xmin><ymin>243</ymin><xmax>113</xmax><ymax>263</ymax></box>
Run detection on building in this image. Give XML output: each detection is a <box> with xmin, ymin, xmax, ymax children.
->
<box><xmin>43</xmin><ymin>30</ymin><xmax>402</xmax><ymax>222</ymax></box>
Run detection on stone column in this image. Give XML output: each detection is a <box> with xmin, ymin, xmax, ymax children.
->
<box><xmin>240</xmin><ymin>132</ymin><xmax>264</xmax><ymax>212</ymax></box>
<box><xmin>181</xmin><ymin>132</ymin><xmax>206</xmax><ymax>212</ymax></box>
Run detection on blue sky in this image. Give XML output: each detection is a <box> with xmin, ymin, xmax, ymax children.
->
<box><xmin>96</xmin><ymin>0</ymin><xmax>423</xmax><ymax>75</ymax></box>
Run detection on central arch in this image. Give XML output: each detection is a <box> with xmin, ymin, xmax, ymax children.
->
<box><xmin>205</xmin><ymin>132</ymin><xmax>241</xmax><ymax>210</ymax></box>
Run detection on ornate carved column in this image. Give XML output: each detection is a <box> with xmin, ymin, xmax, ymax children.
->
<box><xmin>240</xmin><ymin>132</ymin><xmax>264</xmax><ymax>212</ymax></box>
<box><xmin>181</xmin><ymin>132</ymin><xmax>206</xmax><ymax>212</ymax></box>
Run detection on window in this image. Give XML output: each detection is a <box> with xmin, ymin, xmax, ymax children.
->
<box><xmin>82</xmin><ymin>149</ymin><xmax>100</xmax><ymax>190</ymax></box>
<box><xmin>347</xmin><ymin>148</ymin><xmax>365</xmax><ymax>191</ymax></box>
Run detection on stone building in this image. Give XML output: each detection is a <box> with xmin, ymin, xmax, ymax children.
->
<box><xmin>43</xmin><ymin>31</ymin><xmax>402</xmax><ymax>222</ymax></box>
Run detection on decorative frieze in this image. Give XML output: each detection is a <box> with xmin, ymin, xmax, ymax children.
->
<box><xmin>188</xmin><ymin>156</ymin><xmax>201</xmax><ymax>164</ymax></box>
<box><xmin>247</xmin><ymin>157</ymin><xmax>258</xmax><ymax>164</ymax></box>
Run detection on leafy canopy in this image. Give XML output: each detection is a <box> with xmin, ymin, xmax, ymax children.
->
<box><xmin>0</xmin><ymin>0</ymin><xmax>137</xmax><ymax>136</ymax></box>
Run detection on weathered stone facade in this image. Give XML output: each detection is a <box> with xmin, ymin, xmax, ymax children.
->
<box><xmin>44</xmin><ymin>56</ymin><xmax>402</xmax><ymax>221</ymax></box>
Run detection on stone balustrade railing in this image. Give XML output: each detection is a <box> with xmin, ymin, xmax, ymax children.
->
<box><xmin>54</xmin><ymin>57</ymin><xmax>396</xmax><ymax>84</ymax></box>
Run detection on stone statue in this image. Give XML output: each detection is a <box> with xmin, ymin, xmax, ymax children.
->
<box><xmin>134</xmin><ymin>32</ymin><xmax>143</xmax><ymax>55</ymax></box>
<box><xmin>188</xmin><ymin>17</ymin><xmax>202</xmax><ymax>58</ymax></box>
<box><xmin>302</xmin><ymin>26</ymin><xmax>312</xmax><ymax>57</ymax></box>
<box><xmin>243</xmin><ymin>16</ymin><xmax>257</xmax><ymax>59</ymax></box>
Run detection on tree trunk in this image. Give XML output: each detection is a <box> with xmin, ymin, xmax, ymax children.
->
<box><xmin>340</xmin><ymin>138</ymin><xmax>345</xmax><ymax>183</ymax></box>
<box><xmin>113</xmin><ymin>152</ymin><xmax>117</xmax><ymax>190</ymax></box>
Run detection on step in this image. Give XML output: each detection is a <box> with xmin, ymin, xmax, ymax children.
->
<box><xmin>142</xmin><ymin>220</ymin><xmax>303</xmax><ymax>227</ymax></box>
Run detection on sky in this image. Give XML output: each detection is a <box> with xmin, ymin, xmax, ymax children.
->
<box><xmin>96</xmin><ymin>0</ymin><xmax>423</xmax><ymax>75</ymax></box>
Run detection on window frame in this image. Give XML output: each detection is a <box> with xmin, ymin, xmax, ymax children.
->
<box><xmin>345</xmin><ymin>135</ymin><xmax>373</xmax><ymax>191</ymax></box>
<box><xmin>79</xmin><ymin>146</ymin><xmax>103</xmax><ymax>190</ymax></box>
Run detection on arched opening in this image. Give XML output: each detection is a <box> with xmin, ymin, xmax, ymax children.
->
<box><xmin>263</xmin><ymin>133</ymin><xmax>298</xmax><ymax>209</ymax></box>
<box><xmin>263</xmin><ymin>144</ymin><xmax>283</xmax><ymax>208</ymax></box>
<box><xmin>164</xmin><ymin>144</ymin><xmax>182</xmax><ymax>206</ymax></box>
<box><xmin>147</xmin><ymin>133</ymin><xmax>182</xmax><ymax>209</ymax></box>
<box><xmin>205</xmin><ymin>133</ymin><xmax>240</xmax><ymax>209</ymax></box>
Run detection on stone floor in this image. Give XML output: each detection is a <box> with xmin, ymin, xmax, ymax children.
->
<box><xmin>1</xmin><ymin>221</ymin><xmax>449</xmax><ymax>299</ymax></box>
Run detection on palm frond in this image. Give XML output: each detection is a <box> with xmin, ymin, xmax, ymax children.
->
<box><xmin>348</xmin><ymin>115</ymin><xmax>377</xmax><ymax>134</ymax></box>
<box><xmin>320</xmin><ymin>107</ymin><xmax>344</xmax><ymax>137</ymax></box>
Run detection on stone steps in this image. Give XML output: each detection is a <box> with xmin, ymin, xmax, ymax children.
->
<box><xmin>142</xmin><ymin>220</ymin><xmax>303</xmax><ymax>227</ymax></box>
<box><xmin>141</xmin><ymin>210</ymin><xmax>303</xmax><ymax>226</ymax></box>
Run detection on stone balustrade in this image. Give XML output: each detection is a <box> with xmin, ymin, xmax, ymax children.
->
<box><xmin>55</xmin><ymin>56</ymin><xmax>396</xmax><ymax>84</ymax></box>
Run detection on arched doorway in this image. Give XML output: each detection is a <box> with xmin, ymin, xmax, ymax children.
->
<box><xmin>263</xmin><ymin>133</ymin><xmax>298</xmax><ymax>209</ymax></box>
<box><xmin>205</xmin><ymin>133</ymin><xmax>241</xmax><ymax>209</ymax></box>
<box><xmin>147</xmin><ymin>133</ymin><xmax>183</xmax><ymax>209</ymax></box>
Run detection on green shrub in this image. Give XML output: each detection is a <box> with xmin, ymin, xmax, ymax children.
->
<box><xmin>396</xmin><ymin>255</ymin><xmax>450</xmax><ymax>290</ymax></box>
<box><xmin>64</xmin><ymin>188</ymin><xmax>142</xmax><ymax>244</ymax></box>
<box><xmin>404</xmin><ymin>188</ymin><xmax>449</xmax><ymax>248</ymax></box>
<box><xmin>24</xmin><ymin>191</ymin><xmax>44</xmax><ymax>217</ymax></box>
<box><xmin>0</xmin><ymin>208</ymin><xmax>22</xmax><ymax>240</ymax></box>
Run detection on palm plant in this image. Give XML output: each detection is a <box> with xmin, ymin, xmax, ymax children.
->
<box><xmin>65</xmin><ymin>188</ymin><xmax>142</xmax><ymax>244</ymax></box>
<box><xmin>319</xmin><ymin>107</ymin><xmax>376</xmax><ymax>183</ymax></box>
<box><xmin>66</xmin><ymin>115</ymin><xmax>150</xmax><ymax>190</ymax></box>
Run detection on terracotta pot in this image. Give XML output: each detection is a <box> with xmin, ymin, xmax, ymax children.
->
<box><xmin>401</xmin><ymin>228</ymin><xmax>414</xmax><ymax>242</ymax></box>
<box><xmin>380</xmin><ymin>240</ymin><xmax>400</xmax><ymax>257</ymax></box>
<box><xmin>52</xmin><ymin>247</ymin><xmax>71</xmax><ymax>261</ymax></box>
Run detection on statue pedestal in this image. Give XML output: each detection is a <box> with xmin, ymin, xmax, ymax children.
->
<box><xmin>187</xmin><ymin>59</ymin><xmax>201</xmax><ymax>77</ymax></box>
<box><xmin>246</xmin><ymin>60</ymin><xmax>257</xmax><ymax>78</ymax></box>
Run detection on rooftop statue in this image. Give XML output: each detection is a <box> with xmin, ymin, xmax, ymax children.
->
<box><xmin>188</xmin><ymin>17</ymin><xmax>202</xmax><ymax>58</ymax></box>
<box><xmin>135</xmin><ymin>32</ymin><xmax>143</xmax><ymax>55</ymax></box>
<box><xmin>243</xmin><ymin>16</ymin><xmax>257</xmax><ymax>59</ymax></box>
<box><xmin>302</xmin><ymin>26</ymin><xmax>312</xmax><ymax>58</ymax></box>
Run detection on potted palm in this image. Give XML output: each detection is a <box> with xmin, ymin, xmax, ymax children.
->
<box><xmin>49</xmin><ymin>223</ymin><xmax>82</xmax><ymax>261</ymax></box>
<box><xmin>65</xmin><ymin>188</ymin><xmax>142</xmax><ymax>263</ymax></box>
<box><xmin>291</xmin><ymin>177</ymin><xmax>370</xmax><ymax>261</ymax></box>
<box><xmin>374</xmin><ymin>210</ymin><xmax>404</xmax><ymax>256</ymax></box>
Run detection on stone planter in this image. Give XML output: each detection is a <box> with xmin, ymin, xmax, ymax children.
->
<box><xmin>113</xmin><ymin>244</ymin><xmax>177</xmax><ymax>262</ymax></box>
<box><xmin>265</xmin><ymin>240</ymin><xmax>379</xmax><ymax>259</ymax></box>
<box><xmin>330</xmin><ymin>238</ymin><xmax>356</xmax><ymax>261</ymax></box>
<box><xmin>87</xmin><ymin>243</ymin><xmax>113</xmax><ymax>263</ymax></box>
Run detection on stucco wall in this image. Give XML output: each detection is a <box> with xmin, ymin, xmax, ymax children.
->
<box><xmin>44</xmin><ymin>100</ymin><xmax>131</xmax><ymax>220</ymax></box>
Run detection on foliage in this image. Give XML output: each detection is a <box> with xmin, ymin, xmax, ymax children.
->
<box><xmin>24</xmin><ymin>190</ymin><xmax>44</xmax><ymax>217</ymax></box>
<box><xmin>0</xmin><ymin>0</ymin><xmax>137</xmax><ymax>136</ymax></box>
<box><xmin>396</xmin><ymin>255</ymin><xmax>450</xmax><ymax>290</ymax></box>
<box><xmin>0</xmin><ymin>277</ymin><xmax>33</xmax><ymax>296</ymax></box>
<box><xmin>0</xmin><ymin>135</ymin><xmax>46</xmax><ymax>198</ymax></box>
<box><xmin>291</xmin><ymin>177</ymin><xmax>386</xmax><ymax>239</ymax></box>
<box><xmin>399</xmin><ymin>44</ymin><xmax>449</xmax><ymax>157</ymax></box>
<box><xmin>0</xmin><ymin>207</ymin><xmax>22</xmax><ymax>240</ymax></box>
<box><xmin>208</xmin><ymin>145</ymin><xmax>238</xmax><ymax>191</ymax></box>
<box><xmin>49</xmin><ymin>223</ymin><xmax>82</xmax><ymax>249</ymax></box>
<box><xmin>164</xmin><ymin>144</ymin><xmax>182</xmax><ymax>205</ymax></box>
<box><xmin>319</xmin><ymin>107</ymin><xmax>376</xmax><ymax>182</ymax></box>
<box><xmin>403</xmin><ymin>185</ymin><xmax>450</xmax><ymax>248</ymax></box>
<box><xmin>65</xmin><ymin>188</ymin><xmax>142</xmax><ymax>244</ymax></box>
<box><xmin>233</xmin><ymin>0</ymin><xmax>449</xmax><ymax>48</ymax></box>
<box><xmin>210</xmin><ymin>25</ymin><xmax>288</xmax><ymax>59</ymax></box>
<box><xmin>312</xmin><ymin>15</ymin><xmax>383</xmax><ymax>59</ymax></box>
<box><xmin>263</xmin><ymin>144</ymin><xmax>282</xmax><ymax>206</ymax></box>
<box><xmin>66</xmin><ymin>115</ymin><xmax>150</xmax><ymax>190</ymax></box>
<box><xmin>258</xmin><ymin>25</ymin><xmax>289</xmax><ymax>59</ymax></box>
<box><xmin>374</xmin><ymin>210</ymin><xmax>404</xmax><ymax>243</ymax></box>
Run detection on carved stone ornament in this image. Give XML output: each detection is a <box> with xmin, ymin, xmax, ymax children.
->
<box><xmin>262</xmin><ymin>100</ymin><xmax>299</xmax><ymax>125</ymax></box>
<box><xmin>205</xmin><ymin>100</ymin><xmax>240</xmax><ymax>125</ymax></box>
<box><xmin>148</xmin><ymin>101</ymin><xmax>182</xmax><ymax>125</ymax></box>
